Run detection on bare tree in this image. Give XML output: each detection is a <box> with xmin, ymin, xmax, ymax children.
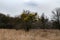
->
<box><xmin>52</xmin><ymin>8</ymin><xmax>60</xmax><ymax>29</ymax></box>
<box><xmin>52</xmin><ymin>8</ymin><xmax>60</xmax><ymax>24</ymax></box>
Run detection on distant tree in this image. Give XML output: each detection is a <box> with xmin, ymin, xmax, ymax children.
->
<box><xmin>20</xmin><ymin>10</ymin><xmax>38</xmax><ymax>31</ymax></box>
<box><xmin>0</xmin><ymin>13</ymin><xmax>7</xmax><ymax>28</ymax></box>
<box><xmin>0</xmin><ymin>13</ymin><xmax>14</xmax><ymax>29</ymax></box>
<box><xmin>40</xmin><ymin>13</ymin><xmax>48</xmax><ymax>29</ymax></box>
<box><xmin>52</xmin><ymin>8</ymin><xmax>60</xmax><ymax>29</ymax></box>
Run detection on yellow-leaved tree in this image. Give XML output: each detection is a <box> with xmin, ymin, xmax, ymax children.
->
<box><xmin>20</xmin><ymin>10</ymin><xmax>38</xmax><ymax>31</ymax></box>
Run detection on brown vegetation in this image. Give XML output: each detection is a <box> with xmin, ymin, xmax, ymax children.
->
<box><xmin>0</xmin><ymin>29</ymin><xmax>60</xmax><ymax>40</ymax></box>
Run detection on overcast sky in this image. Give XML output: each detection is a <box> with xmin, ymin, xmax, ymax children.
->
<box><xmin>0</xmin><ymin>0</ymin><xmax>60</xmax><ymax>19</ymax></box>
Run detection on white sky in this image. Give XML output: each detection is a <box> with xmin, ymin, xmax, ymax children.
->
<box><xmin>0</xmin><ymin>0</ymin><xmax>60</xmax><ymax>19</ymax></box>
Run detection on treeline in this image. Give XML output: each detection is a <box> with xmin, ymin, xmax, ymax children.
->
<box><xmin>0</xmin><ymin>8</ymin><xmax>60</xmax><ymax>31</ymax></box>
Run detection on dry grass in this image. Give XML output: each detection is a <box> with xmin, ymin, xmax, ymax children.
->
<box><xmin>0</xmin><ymin>29</ymin><xmax>60</xmax><ymax>40</ymax></box>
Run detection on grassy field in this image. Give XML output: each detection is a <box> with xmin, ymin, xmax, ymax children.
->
<box><xmin>0</xmin><ymin>29</ymin><xmax>60</xmax><ymax>40</ymax></box>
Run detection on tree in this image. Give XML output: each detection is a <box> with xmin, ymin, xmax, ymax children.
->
<box><xmin>20</xmin><ymin>10</ymin><xmax>38</xmax><ymax>31</ymax></box>
<box><xmin>40</xmin><ymin>13</ymin><xmax>48</xmax><ymax>29</ymax></box>
<box><xmin>52</xmin><ymin>8</ymin><xmax>60</xmax><ymax>29</ymax></box>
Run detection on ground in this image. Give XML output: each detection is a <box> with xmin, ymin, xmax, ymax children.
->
<box><xmin>0</xmin><ymin>29</ymin><xmax>60</xmax><ymax>40</ymax></box>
